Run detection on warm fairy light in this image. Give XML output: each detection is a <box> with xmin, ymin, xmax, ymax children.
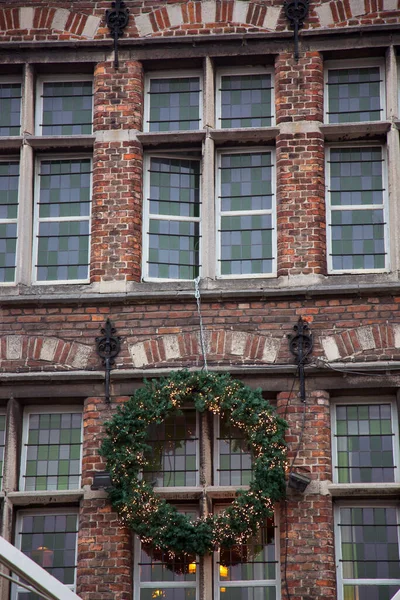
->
<box><xmin>220</xmin><ymin>588</ymin><xmax>226</xmax><ymax>593</ymax></box>
<box><xmin>188</xmin><ymin>562</ymin><xmax>197</xmax><ymax>574</ymax></box>
<box><xmin>152</xmin><ymin>591</ymin><xmax>165</xmax><ymax>598</ymax></box>
<box><xmin>219</xmin><ymin>565</ymin><xmax>229</xmax><ymax>578</ymax></box>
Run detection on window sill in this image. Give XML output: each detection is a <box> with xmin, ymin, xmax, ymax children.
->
<box><xmin>137</xmin><ymin>130</ymin><xmax>206</xmax><ymax>147</ymax></box>
<box><xmin>7</xmin><ymin>489</ymin><xmax>84</xmax><ymax>506</ymax></box>
<box><xmin>328</xmin><ymin>483</ymin><xmax>400</xmax><ymax>497</ymax></box>
<box><xmin>320</xmin><ymin>121</ymin><xmax>391</xmax><ymax>142</ymax></box>
<box><xmin>152</xmin><ymin>486</ymin><xmax>248</xmax><ymax>500</ymax></box>
<box><xmin>210</xmin><ymin>127</ymin><xmax>279</xmax><ymax>144</ymax></box>
<box><xmin>0</xmin><ymin>136</ymin><xmax>23</xmax><ymax>150</ymax></box>
<box><xmin>26</xmin><ymin>135</ymin><xmax>95</xmax><ymax>150</ymax></box>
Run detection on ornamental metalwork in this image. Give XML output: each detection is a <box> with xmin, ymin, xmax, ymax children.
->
<box><xmin>96</xmin><ymin>319</ymin><xmax>121</xmax><ymax>403</ymax></box>
<box><xmin>288</xmin><ymin>316</ymin><xmax>313</xmax><ymax>402</ymax></box>
<box><xmin>105</xmin><ymin>0</ymin><xmax>130</xmax><ymax>69</ymax></box>
<box><xmin>284</xmin><ymin>0</ymin><xmax>310</xmax><ymax>60</ymax></box>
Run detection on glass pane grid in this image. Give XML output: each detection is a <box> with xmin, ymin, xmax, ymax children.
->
<box><xmin>0</xmin><ymin>161</ymin><xmax>19</xmax><ymax>282</ymax></box>
<box><xmin>41</xmin><ymin>81</ymin><xmax>93</xmax><ymax>135</ymax></box>
<box><xmin>329</xmin><ymin>148</ymin><xmax>386</xmax><ymax>271</ymax></box>
<box><xmin>220</xmin><ymin>73</ymin><xmax>273</xmax><ymax>128</ymax></box>
<box><xmin>327</xmin><ymin>67</ymin><xmax>382</xmax><ymax>123</ymax></box>
<box><xmin>0</xmin><ymin>82</ymin><xmax>21</xmax><ymax>135</ymax></box>
<box><xmin>147</xmin><ymin>157</ymin><xmax>200</xmax><ymax>280</ymax></box>
<box><xmin>218</xmin><ymin>420</ymin><xmax>252</xmax><ymax>486</ymax></box>
<box><xmin>143</xmin><ymin>411</ymin><xmax>197</xmax><ymax>487</ymax></box>
<box><xmin>0</xmin><ymin>415</ymin><xmax>6</xmax><ymax>490</ymax></box>
<box><xmin>36</xmin><ymin>159</ymin><xmax>91</xmax><ymax>281</ymax></box>
<box><xmin>23</xmin><ymin>412</ymin><xmax>82</xmax><ymax>491</ymax></box>
<box><xmin>17</xmin><ymin>512</ymin><xmax>78</xmax><ymax>599</ymax></box>
<box><xmin>148</xmin><ymin>77</ymin><xmax>201</xmax><ymax>131</ymax></box>
<box><xmin>219</xmin><ymin>152</ymin><xmax>274</xmax><ymax>276</ymax></box>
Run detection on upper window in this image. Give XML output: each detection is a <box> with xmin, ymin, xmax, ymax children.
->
<box><xmin>36</xmin><ymin>77</ymin><xmax>93</xmax><ymax>136</ymax></box>
<box><xmin>332</xmin><ymin>400</ymin><xmax>399</xmax><ymax>484</ymax></box>
<box><xmin>216</xmin><ymin>418</ymin><xmax>252</xmax><ymax>486</ymax></box>
<box><xmin>145</xmin><ymin>72</ymin><xmax>202</xmax><ymax>132</ymax></box>
<box><xmin>0</xmin><ymin>79</ymin><xmax>21</xmax><ymax>136</ymax></box>
<box><xmin>20</xmin><ymin>409</ymin><xmax>82</xmax><ymax>492</ymax></box>
<box><xmin>13</xmin><ymin>510</ymin><xmax>78</xmax><ymax>600</ymax></box>
<box><xmin>216</xmin><ymin>68</ymin><xmax>274</xmax><ymax>129</ymax></box>
<box><xmin>0</xmin><ymin>160</ymin><xmax>19</xmax><ymax>283</ymax></box>
<box><xmin>335</xmin><ymin>505</ymin><xmax>400</xmax><ymax>600</ymax></box>
<box><xmin>0</xmin><ymin>412</ymin><xmax>6</xmax><ymax>490</ymax></box>
<box><xmin>326</xmin><ymin>146</ymin><xmax>388</xmax><ymax>273</ymax></box>
<box><xmin>325</xmin><ymin>60</ymin><xmax>385</xmax><ymax>123</ymax></box>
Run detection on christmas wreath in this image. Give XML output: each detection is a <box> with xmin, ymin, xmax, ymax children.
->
<box><xmin>100</xmin><ymin>370</ymin><xmax>287</xmax><ymax>555</ymax></box>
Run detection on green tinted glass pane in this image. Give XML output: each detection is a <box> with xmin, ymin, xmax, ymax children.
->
<box><xmin>328</xmin><ymin>67</ymin><xmax>382</xmax><ymax>123</ymax></box>
<box><xmin>149</xmin><ymin>77</ymin><xmax>200</xmax><ymax>131</ymax></box>
<box><xmin>42</xmin><ymin>81</ymin><xmax>93</xmax><ymax>135</ymax></box>
<box><xmin>220</xmin><ymin>73</ymin><xmax>273</xmax><ymax>128</ymax></box>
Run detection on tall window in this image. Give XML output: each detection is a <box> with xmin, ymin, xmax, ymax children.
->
<box><xmin>327</xmin><ymin>146</ymin><xmax>387</xmax><ymax>272</ymax></box>
<box><xmin>333</xmin><ymin>402</ymin><xmax>398</xmax><ymax>484</ymax></box>
<box><xmin>34</xmin><ymin>158</ymin><xmax>92</xmax><ymax>282</ymax></box>
<box><xmin>0</xmin><ymin>160</ymin><xmax>19</xmax><ymax>283</ymax></box>
<box><xmin>217</xmin><ymin>150</ymin><xmax>275</xmax><ymax>277</ymax></box>
<box><xmin>145</xmin><ymin>73</ymin><xmax>202</xmax><ymax>132</ymax></box>
<box><xmin>0</xmin><ymin>80</ymin><xmax>21</xmax><ymax>136</ymax></box>
<box><xmin>216</xmin><ymin>68</ymin><xmax>274</xmax><ymax>129</ymax></box>
<box><xmin>14</xmin><ymin>510</ymin><xmax>78</xmax><ymax>600</ymax></box>
<box><xmin>0</xmin><ymin>413</ymin><xmax>6</xmax><ymax>490</ymax></box>
<box><xmin>20</xmin><ymin>409</ymin><xmax>82</xmax><ymax>492</ymax></box>
<box><xmin>216</xmin><ymin>418</ymin><xmax>252</xmax><ymax>486</ymax></box>
<box><xmin>325</xmin><ymin>62</ymin><xmax>385</xmax><ymax>123</ymax></box>
<box><xmin>335</xmin><ymin>505</ymin><xmax>400</xmax><ymax>600</ymax></box>
<box><xmin>37</xmin><ymin>77</ymin><xmax>93</xmax><ymax>135</ymax></box>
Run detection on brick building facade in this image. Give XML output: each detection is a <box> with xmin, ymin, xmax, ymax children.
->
<box><xmin>0</xmin><ymin>1</ymin><xmax>400</xmax><ymax>599</ymax></box>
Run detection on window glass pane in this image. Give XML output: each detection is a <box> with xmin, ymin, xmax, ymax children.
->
<box><xmin>219</xmin><ymin>419</ymin><xmax>252</xmax><ymax>486</ymax></box>
<box><xmin>147</xmin><ymin>157</ymin><xmax>200</xmax><ymax>280</ymax></box>
<box><xmin>0</xmin><ymin>415</ymin><xmax>5</xmax><ymax>490</ymax></box>
<box><xmin>16</xmin><ymin>512</ymin><xmax>78</xmax><ymax>600</ymax></box>
<box><xmin>23</xmin><ymin>412</ymin><xmax>82</xmax><ymax>491</ymax></box>
<box><xmin>336</xmin><ymin>404</ymin><xmax>396</xmax><ymax>483</ymax></box>
<box><xmin>342</xmin><ymin>585</ymin><xmax>400</xmax><ymax>600</ymax></box>
<box><xmin>219</xmin><ymin>152</ymin><xmax>274</xmax><ymax>276</ymax></box>
<box><xmin>41</xmin><ymin>81</ymin><xmax>93</xmax><ymax>135</ymax></box>
<box><xmin>220</xmin><ymin>73</ymin><xmax>273</xmax><ymax>128</ymax></box>
<box><xmin>0</xmin><ymin>83</ymin><xmax>21</xmax><ymax>135</ymax></box>
<box><xmin>0</xmin><ymin>161</ymin><xmax>19</xmax><ymax>283</ymax></box>
<box><xmin>329</xmin><ymin>147</ymin><xmax>386</xmax><ymax>271</ymax></box>
<box><xmin>148</xmin><ymin>77</ymin><xmax>201</xmax><ymax>131</ymax></box>
<box><xmin>36</xmin><ymin>159</ymin><xmax>91</xmax><ymax>281</ymax></box>
<box><xmin>327</xmin><ymin>67</ymin><xmax>382</xmax><ymax>123</ymax></box>
<box><xmin>143</xmin><ymin>411</ymin><xmax>197</xmax><ymax>486</ymax></box>
<box><xmin>338</xmin><ymin>507</ymin><xmax>400</xmax><ymax>590</ymax></box>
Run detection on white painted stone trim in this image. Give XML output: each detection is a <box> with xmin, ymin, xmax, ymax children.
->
<box><xmin>321</xmin><ymin>336</ymin><xmax>341</xmax><ymax>361</ymax></box>
<box><xmin>262</xmin><ymin>337</ymin><xmax>280</xmax><ymax>363</ymax></box>
<box><xmin>232</xmin><ymin>1</ymin><xmax>248</xmax><ymax>24</ymax></box>
<box><xmin>349</xmin><ymin>0</ymin><xmax>366</xmax><ymax>17</ymax></box>
<box><xmin>0</xmin><ymin>536</ymin><xmax>81</xmax><ymax>600</ymax></box>
<box><xmin>19</xmin><ymin>7</ymin><xmax>34</xmax><ymax>29</ymax></box>
<box><xmin>129</xmin><ymin>342</ymin><xmax>148</xmax><ymax>368</ymax></box>
<box><xmin>39</xmin><ymin>337</ymin><xmax>58</xmax><ymax>362</ymax></box>
<box><xmin>67</xmin><ymin>343</ymin><xmax>92</xmax><ymax>369</ymax></box>
<box><xmin>6</xmin><ymin>336</ymin><xmax>22</xmax><ymax>360</ymax></box>
<box><xmin>202</xmin><ymin>1</ymin><xmax>216</xmax><ymax>23</ymax></box>
<box><xmin>135</xmin><ymin>13</ymin><xmax>154</xmax><ymax>37</ymax></box>
<box><xmin>163</xmin><ymin>335</ymin><xmax>180</xmax><ymax>360</ymax></box>
<box><xmin>167</xmin><ymin>4</ymin><xmax>183</xmax><ymax>28</ymax></box>
<box><xmin>356</xmin><ymin>327</ymin><xmax>375</xmax><ymax>351</ymax></box>
<box><xmin>393</xmin><ymin>324</ymin><xmax>400</xmax><ymax>348</ymax></box>
<box><xmin>383</xmin><ymin>0</ymin><xmax>398</xmax><ymax>11</ymax></box>
<box><xmin>82</xmin><ymin>15</ymin><xmax>100</xmax><ymax>38</ymax></box>
<box><xmin>263</xmin><ymin>6</ymin><xmax>281</xmax><ymax>30</ymax></box>
<box><xmin>51</xmin><ymin>8</ymin><xmax>70</xmax><ymax>31</ymax></box>
<box><xmin>230</xmin><ymin>331</ymin><xmax>247</xmax><ymax>356</ymax></box>
<box><xmin>315</xmin><ymin>3</ymin><xmax>333</xmax><ymax>27</ymax></box>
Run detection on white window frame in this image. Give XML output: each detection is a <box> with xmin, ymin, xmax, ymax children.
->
<box><xmin>19</xmin><ymin>406</ymin><xmax>83</xmax><ymax>493</ymax></box>
<box><xmin>35</xmin><ymin>75</ymin><xmax>94</xmax><ymax>137</ymax></box>
<box><xmin>334</xmin><ymin>501</ymin><xmax>400</xmax><ymax>600</ymax></box>
<box><xmin>12</xmin><ymin>507</ymin><xmax>79</xmax><ymax>600</ymax></box>
<box><xmin>215</xmin><ymin>66</ymin><xmax>275</xmax><ymax>129</ymax></box>
<box><xmin>32</xmin><ymin>154</ymin><xmax>92</xmax><ymax>285</ymax></box>
<box><xmin>144</xmin><ymin>70</ymin><xmax>203</xmax><ymax>133</ymax></box>
<box><xmin>142</xmin><ymin>151</ymin><xmax>202</xmax><ymax>282</ymax></box>
<box><xmin>213</xmin><ymin>506</ymin><xmax>281</xmax><ymax>600</ymax></box>
<box><xmin>0</xmin><ymin>156</ymin><xmax>21</xmax><ymax>286</ymax></box>
<box><xmin>133</xmin><ymin>506</ymin><xmax>199</xmax><ymax>600</ymax></box>
<box><xmin>213</xmin><ymin>415</ymin><xmax>252</xmax><ymax>487</ymax></box>
<box><xmin>324</xmin><ymin>58</ymin><xmax>386</xmax><ymax>124</ymax></box>
<box><xmin>325</xmin><ymin>143</ymin><xmax>389</xmax><ymax>274</ymax></box>
<box><xmin>331</xmin><ymin>397</ymin><xmax>400</xmax><ymax>485</ymax></box>
<box><xmin>0</xmin><ymin>408</ymin><xmax>6</xmax><ymax>491</ymax></box>
<box><xmin>216</xmin><ymin>147</ymin><xmax>276</xmax><ymax>279</ymax></box>
<box><xmin>0</xmin><ymin>76</ymin><xmax>22</xmax><ymax>137</ymax></box>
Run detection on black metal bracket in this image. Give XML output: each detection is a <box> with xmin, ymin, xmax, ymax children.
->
<box><xmin>284</xmin><ymin>0</ymin><xmax>310</xmax><ymax>61</ymax></box>
<box><xmin>288</xmin><ymin>316</ymin><xmax>313</xmax><ymax>403</ymax></box>
<box><xmin>96</xmin><ymin>319</ymin><xmax>121</xmax><ymax>404</ymax></box>
<box><xmin>105</xmin><ymin>0</ymin><xmax>129</xmax><ymax>69</ymax></box>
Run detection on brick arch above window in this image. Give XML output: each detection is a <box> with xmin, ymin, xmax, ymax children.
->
<box><xmin>0</xmin><ymin>7</ymin><xmax>100</xmax><ymax>38</ymax></box>
<box><xmin>314</xmin><ymin>0</ymin><xmax>400</xmax><ymax>28</ymax></box>
<box><xmin>129</xmin><ymin>330</ymin><xmax>282</xmax><ymax>368</ymax></box>
<box><xmin>320</xmin><ymin>324</ymin><xmax>400</xmax><ymax>362</ymax></box>
<box><xmin>1</xmin><ymin>335</ymin><xmax>92</xmax><ymax>368</ymax></box>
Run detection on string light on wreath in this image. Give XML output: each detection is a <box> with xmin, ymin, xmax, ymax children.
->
<box><xmin>100</xmin><ymin>370</ymin><xmax>287</xmax><ymax>556</ymax></box>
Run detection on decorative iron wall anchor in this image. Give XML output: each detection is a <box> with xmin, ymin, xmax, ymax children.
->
<box><xmin>96</xmin><ymin>319</ymin><xmax>121</xmax><ymax>403</ymax></box>
<box><xmin>288</xmin><ymin>316</ymin><xmax>313</xmax><ymax>402</ymax></box>
<box><xmin>284</xmin><ymin>0</ymin><xmax>310</xmax><ymax>61</ymax></box>
<box><xmin>105</xmin><ymin>0</ymin><xmax>129</xmax><ymax>69</ymax></box>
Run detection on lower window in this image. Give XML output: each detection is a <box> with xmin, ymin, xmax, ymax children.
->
<box><xmin>13</xmin><ymin>510</ymin><xmax>78</xmax><ymax>600</ymax></box>
<box><xmin>335</xmin><ymin>505</ymin><xmax>400</xmax><ymax>600</ymax></box>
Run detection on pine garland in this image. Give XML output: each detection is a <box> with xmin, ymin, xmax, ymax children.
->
<box><xmin>100</xmin><ymin>370</ymin><xmax>287</xmax><ymax>556</ymax></box>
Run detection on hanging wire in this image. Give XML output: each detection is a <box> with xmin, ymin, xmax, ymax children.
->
<box><xmin>194</xmin><ymin>276</ymin><xmax>208</xmax><ymax>372</ymax></box>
